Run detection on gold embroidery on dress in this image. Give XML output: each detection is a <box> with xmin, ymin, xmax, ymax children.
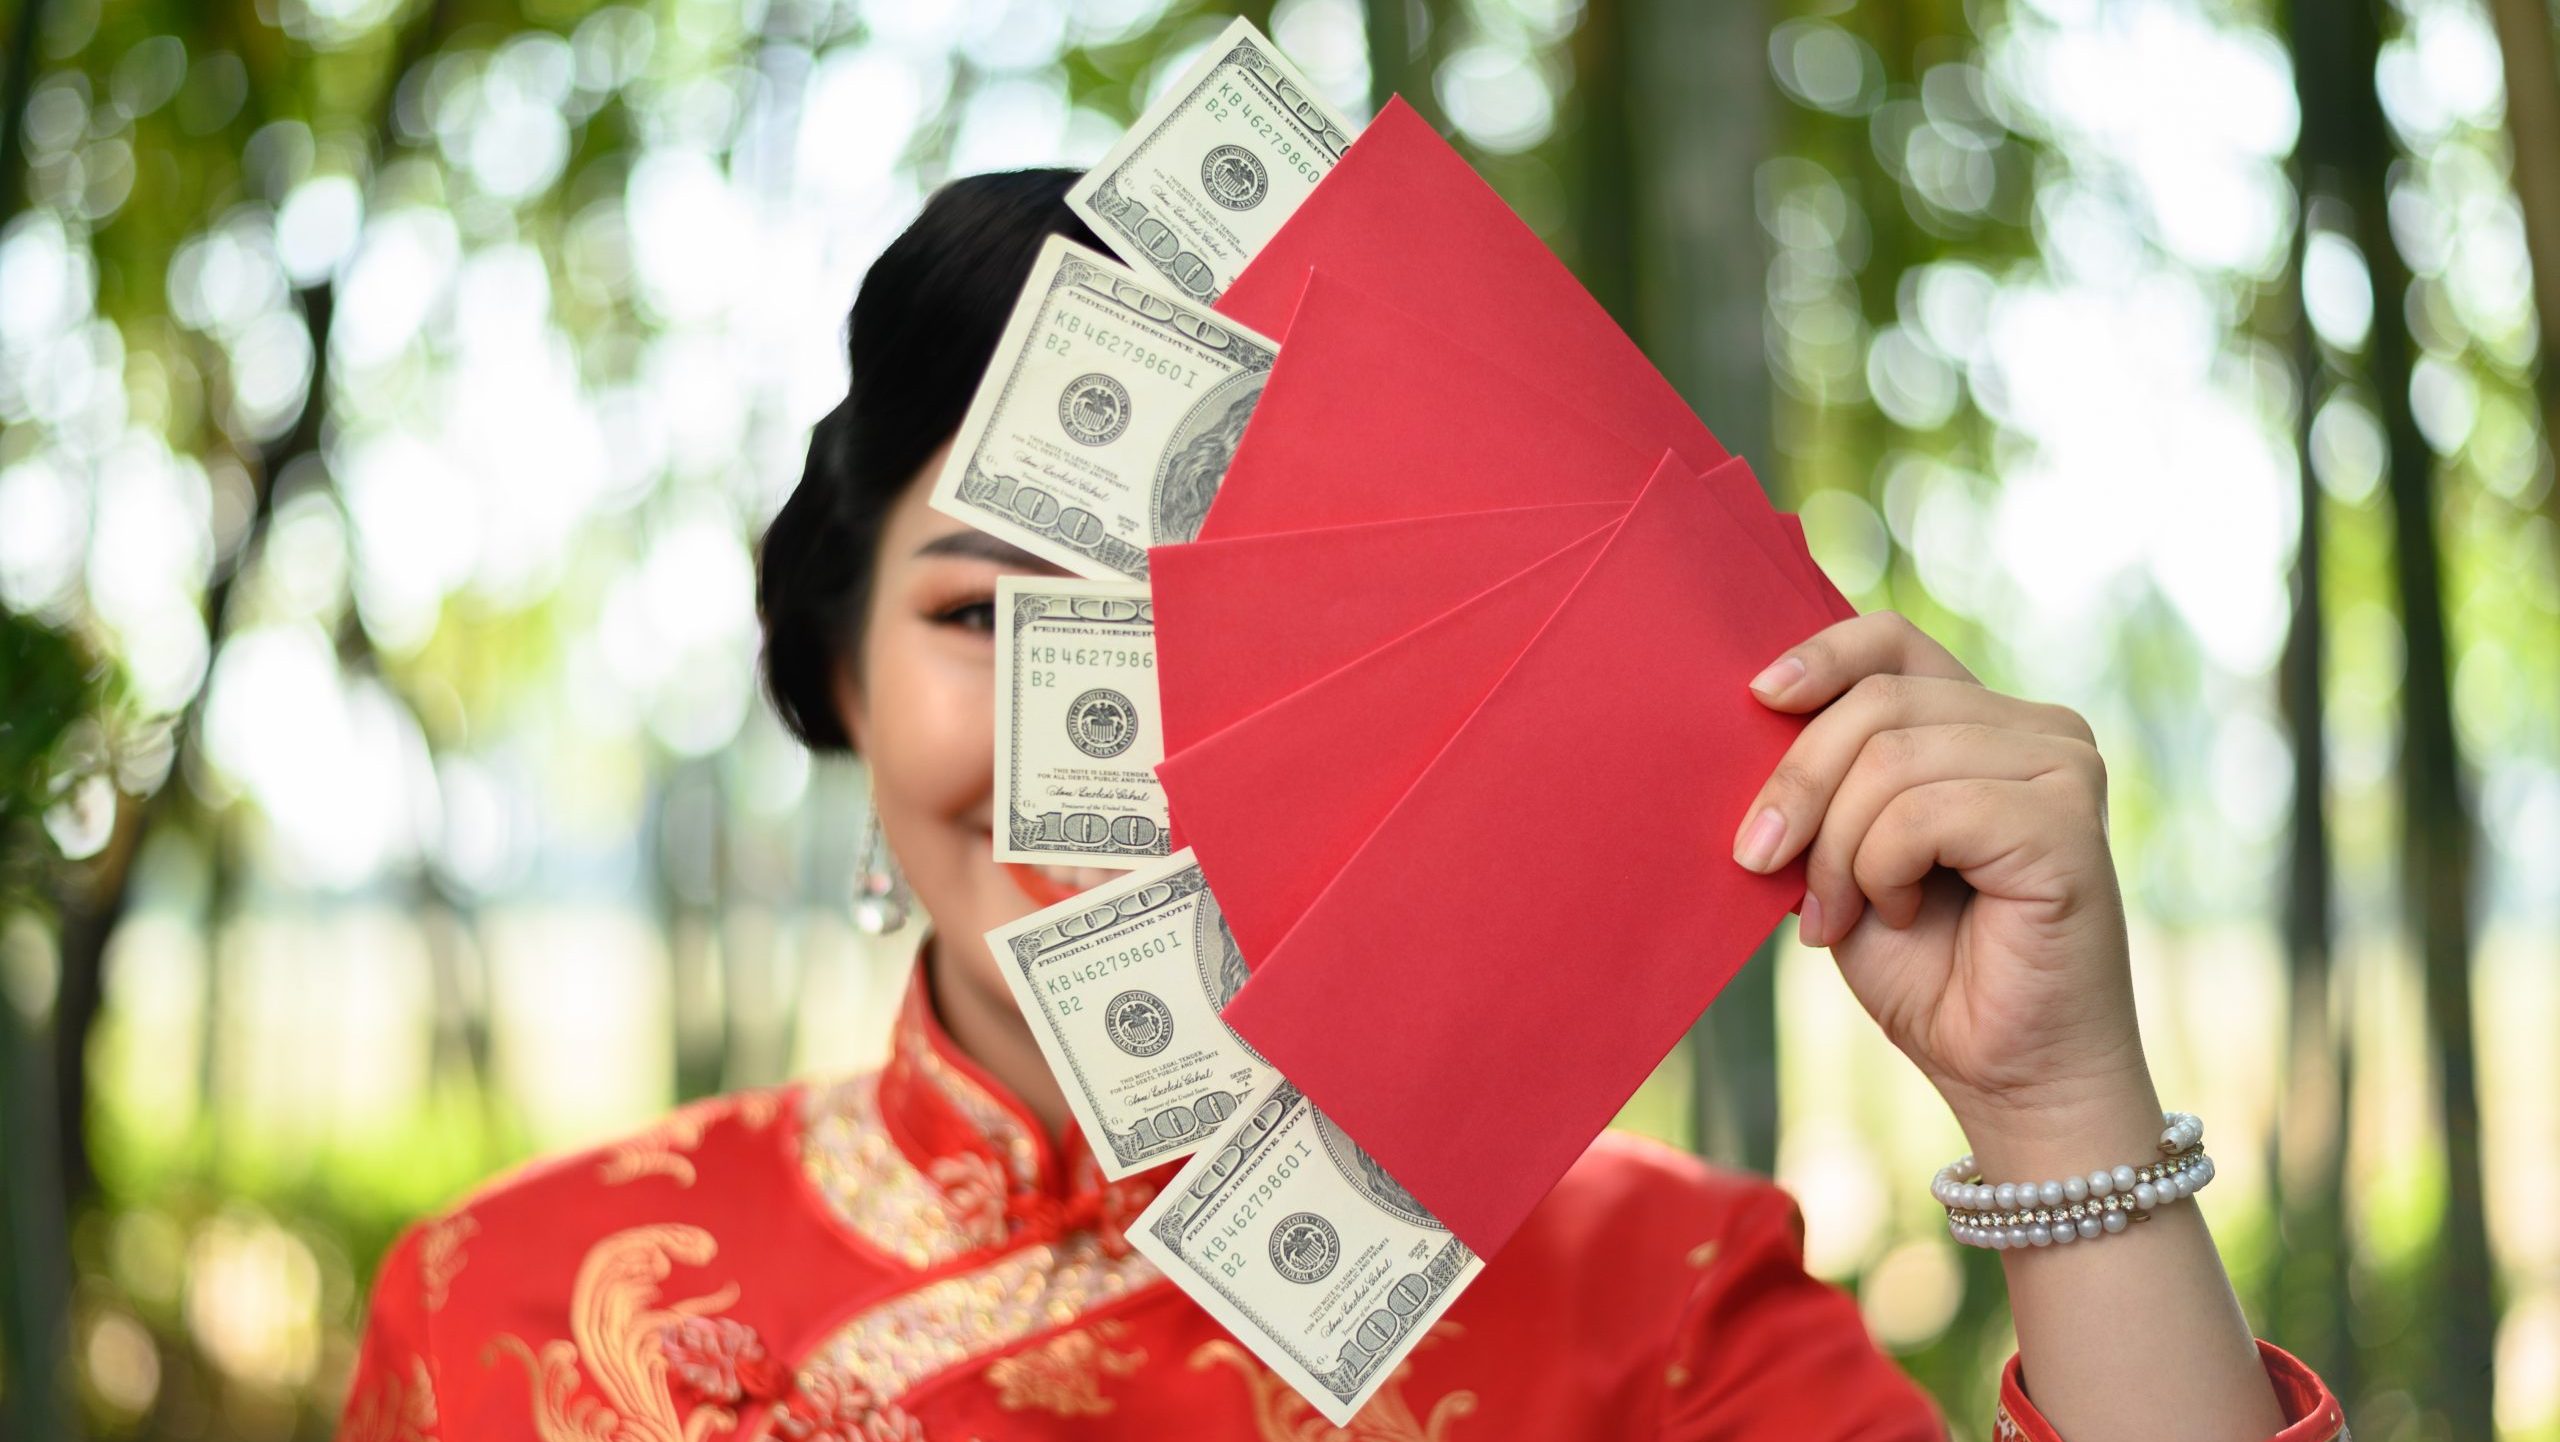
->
<box><xmin>898</xmin><ymin>1022</ymin><xmax>1040</xmax><ymax>1187</ymax></box>
<box><xmin>768</xmin><ymin>1369</ymin><xmax>928</xmax><ymax>1442</ymax></box>
<box><xmin>420</xmin><ymin>1212</ymin><xmax>479</xmax><ymax>1313</ymax></box>
<box><xmin>1190</xmin><ymin>1323</ymin><xmax>1477</xmax><ymax>1442</ymax></box>
<box><xmin>796</xmin><ymin>1231</ymin><xmax>1162</xmax><ymax>1404</ymax></box>
<box><xmin>1684</xmin><ymin>1240</ymin><xmax>1719</xmax><ymax>1269</ymax></box>
<box><xmin>800</xmin><ymin>1074</ymin><xmax>985</xmax><ymax>1267</ymax></box>
<box><xmin>925</xmin><ymin>1153</ymin><xmax>1011</xmax><ymax>1251</ymax></box>
<box><xmin>344</xmin><ymin>1354</ymin><xmax>438</xmax><ymax>1442</ymax></box>
<box><xmin>487</xmin><ymin>1223</ymin><xmax>744</xmax><ymax>1442</ymax></box>
<box><xmin>984</xmin><ymin>1319</ymin><xmax>1147</xmax><ymax>1416</ymax></box>
<box><xmin>601</xmin><ymin>1090</ymin><xmax>787</xmax><ymax>1190</ymax></box>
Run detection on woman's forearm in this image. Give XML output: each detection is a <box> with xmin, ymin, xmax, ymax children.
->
<box><xmin>1961</xmin><ymin>1079</ymin><xmax>2289</xmax><ymax>1442</ymax></box>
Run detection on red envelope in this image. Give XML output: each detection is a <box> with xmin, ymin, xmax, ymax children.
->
<box><xmin>1197</xmin><ymin>269</ymin><xmax>1851</xmax><ymax>621</ymax></box>
<box><xmin>1152</xmin><ymin>501</ymin><xmax>1623</xmax><ymax>758</ymax></box>
<box><xmin>1163</xmin><ymin>448</ymin><xmax>1827</xmax><ymax>961</ymax></box>
<box><xmin>1213</xmin><ymin>100</ymin><xmax>1864</xmax><ymax>607</ymax></box>
<box><xmin>1208</xmin><ymin>104</ymin><xmax>1855</xmax><ymax>620</ymax></box>
<box><xmin>1219</xmin><ymin>453</ymin><xmax>1836</xmax><ymax>1254</ymax></box>
<box><xmin>1222</xmin><ymin>97</ymin><xmax>1719</xmax><ymax>475</ymax></box>
<box><xmin>1158</xmin><ymin>521</ymin><xmax>1618</xmax><ymax>963</ymax></box>
<box><xmin>1199</xmin><ymin>272</ymin><xmax>1693</xmax><ymax>536</ymax></box>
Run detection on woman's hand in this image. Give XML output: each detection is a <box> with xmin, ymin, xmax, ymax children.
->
<box><xmin>1729</xmin><ymin>610</ymin><xmax>2151</xmax><ymax>1133</ymax></box>
<box><xmin>1730</xmin><ymin>614</ymin><xmax>2299</xmax><ymax>1442</ymax></box>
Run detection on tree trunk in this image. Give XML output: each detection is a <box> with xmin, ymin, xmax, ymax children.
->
<box><xmin>50</xmin><ymin>0</ymin><xmax>450</xmax><ymax>1233</ymax></box>
<box><xmin>4</xmin><ymin>2</ymin><xmax>85</xmax><ymax>1429</ymax></box>
<box><xmin>2267</xmin><ymin>154</ymin><xmax>2356</xmax><ymax>1399</ymax></box>
<box><xmin>2485</xmin><ymin>0</ymin><xmax>2560</xmax><ymax>532</ymax></box>
<box><xmin>1569</xmin><ymin>0</ymin><xmax>1636</xmax><ymax>329</ymax></box>
<box><xmin>1620</xmin><ymin>0</ymin><xmax>1785</xmax><ymax>1174</ymax></box>
<box><xmin>1363</xmin><ymin>0</ymin><xmax>1445</xmax><ymax>132</ymax></box>
<box><xmin>0</xmin><ymin>0</ymin><xmax>45</xmax><ymax>234</ymax></box>
<box><xmin>3</xmin><ymin>982</ymin><xmax>80</xmax><ymax>1442</ymax></box>
<box><xmin>2293</xmin><ymin>0</ymin><xmax>2498</xmax><ymax>1429</ymax></box>
<box><xmin>2348</xmin><ymin>39</ymin><xmax>2498</xmax><ymax>1442</ymax></box>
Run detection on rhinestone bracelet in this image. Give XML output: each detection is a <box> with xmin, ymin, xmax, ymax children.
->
<box><xmin>1931</xmin><ymin>1110</ymin><xmax>2216</xmax><ymax>1250</ymax></box>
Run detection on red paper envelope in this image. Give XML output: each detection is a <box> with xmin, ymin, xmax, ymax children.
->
<box><xmin>1164</xmin><ymin>450</ymin><xmax>1828</xmax><ymax>959</ymax></box>
<box><xmin>1152</xmin><ymin>501</ymin><xmax>1623</xmax><ymax>757</ymax></box>
<box><xmin>1197</xmin><ymin>269</ymin><xmax>1851</xmax><ymax>621</ymax></box>
<box><xmin>1218</xmin><ymin>101</ymin><xmax>1734</xmax><ymax>485</ymax></box>
<box><xmin>1199</xmin><ymin>273</ymin><xmax>1696</xmax><ymax>536</ymax></box>
<box><xmin>1221</xmin><ymin>97</ymin><xmax>1719</xmax><ymax>475</ymax></box>
<box><xmin>1158</xmin><ymin>522</ymin><xmax>1618</xmax><ymax>963</ymax></box>
<box><xmin>1208</xmin><ymin>104</ymin><xmax>1855</xmax><ymax>620</ymax></box>
<box><xmin>1219</xmin><ymin>453</ymin><xmax>1835</xmax><ymax>1255</ymax></box>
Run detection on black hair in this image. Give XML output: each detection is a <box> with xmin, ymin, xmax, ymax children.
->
<box><xmin>754</xmin><ymin>169</ymin><xmax>1103</xmax><ymax>753</ymax></box>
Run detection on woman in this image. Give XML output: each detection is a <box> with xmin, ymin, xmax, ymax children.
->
<box><xmin>341</xmin><ymin>171</ymin><xmax>2349</xmax><ymax>1441</ymax></box>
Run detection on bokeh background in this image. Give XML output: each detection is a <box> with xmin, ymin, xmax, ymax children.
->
<box><xmin>2</xmin><ymin>0</ymin><xmax>2554</xmax><ymax>1437</ymax></box>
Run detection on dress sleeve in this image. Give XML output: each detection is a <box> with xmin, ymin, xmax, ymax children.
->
<box><xmin>338</xmin><ymin>1223</ymin><xmax>445</xmax><ymax>1442</ymax></box>
<box><xmin>1995</xmin><ymin>1339</ymin><xmax>2348</xmax><ymax>1441</ymax></box>
<box><xmin>1656</xmin><ymin>1181</ymin><xmax>1947</xmax><ymax>1440</ymax></box>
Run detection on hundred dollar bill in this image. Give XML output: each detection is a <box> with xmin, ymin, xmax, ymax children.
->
<box><xmin>1127</xmin><ymin>1078</ymin><xmax>1484</xmax><ymax>1427</ymax></box>
<box><xmin>1065</xmin><ymin>16</ymin><xmax>1359</xmax><ymax>302</ymax></box>
<box><xmin>984</xmin><ymin>848</ymin><xmax>1273</xmax><ymax>1180</ymax></box>
<box><xmin>993</xmin><ymin>575</ymin><xmax>1168</xmax><ymax>869</ymax></box>
<box><xmin>929</xmin><ymin>236</ymin><xmax>1277</xmax><ymax>581</ymax></box>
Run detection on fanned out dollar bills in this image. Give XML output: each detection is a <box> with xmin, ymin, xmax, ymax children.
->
<box><xmin>984</xmin><ymin>848</ymin><xmax>1272</xmax><ymax>1180</ymax></box>
<box><xmin>991</xmin><ymin>575</ymin><xmax>1167</xmax><ymax>869</ymax></box>
<box><xmin>928</xmin><ymin>236</ymin><xmax>1279</xmax><ymax>581</ymax></box>
<box><xmin>956</xmin><ymin>19</ymin><xmax>1502</xmax><ymax>1427</ymax></box>
<box><xmin>1124</xmin><ymin>1078</ymin><xmax>1484</xmax><ymax>1427</ymax></box>
<box><xmin>1065</xmin><ymin>15</ymin><xmax>1360</xmax><ymax>302</ymax></box>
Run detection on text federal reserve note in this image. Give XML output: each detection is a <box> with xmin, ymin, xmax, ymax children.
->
<box><xmin>993</xmin><ymin>576</ymin><xmax>1168</xmax><ymax>870</ymax></box>
<box><xmin>1065</xmin><ymin>16</ymin><xmax>1358</xmax><ymax>303</ymax></box>
<box><xmin>985</xmin><ymin>848</ymin><xmax>1272</xmax><ymax>1180</ymax></box>
<box><xmin>930</xmin><ymin>236</ymin><xmax>1276</xmax><ymax>580</ymax></box>
<box><xmin>1126</xmin><ymin>1079</ymin><xmax>1483</xmax><ymax>1426</ymax></box>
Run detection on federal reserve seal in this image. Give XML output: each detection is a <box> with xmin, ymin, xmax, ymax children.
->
<box><xmin>1103</xmin><ymin>989</ymin><xmax>1173</xmax><ymax>1057</ymax></box>
<box><xmin>1268</xmin><ymin>1212</ymin><xmax>1340</xmax><ymax>1284</ymax></box>
<box><xmin>1201</xmin><ymin>144</ymin><xmax>1269</xmax><ymax>211</ymax></box>
<box><xmin>1058</xmin><ymin>373</ymin><xmax>1132</xmax><ymax>445</ymax></box>
<box><xmin>1066</xmin><ymin>688</ymin><xmax>1139</xmax><ymax>758</ymax></box>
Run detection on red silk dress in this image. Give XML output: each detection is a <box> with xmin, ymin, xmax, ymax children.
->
<box><xmin>341</xmin><ymin>945</ymin><xmax>2347</xmax><ymax>1441</ymax></box>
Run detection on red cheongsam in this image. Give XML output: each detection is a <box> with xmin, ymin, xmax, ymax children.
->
<box><xmin>340</xmin><ymin>941</ymin><xmax>2347</xmax><ymax>1441</ymax></box>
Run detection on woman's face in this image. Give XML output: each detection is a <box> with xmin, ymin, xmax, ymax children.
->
<box><xmin>829</xmin><ymin>441</ymin><xmax>1121</xmax><ymax>1002</ymax></box>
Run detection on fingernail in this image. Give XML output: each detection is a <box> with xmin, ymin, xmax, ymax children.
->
<box><xmin>1798</xmin><ymin>890</ymin><xmax>1825</xmax><ymax>946</ymax></box>
<box><xmin>1735</xmin><ymin>806</ymin><xmax>1786</xmax><ymax>872</ymax></box>
<box><xmin>1748</xmin><ymin>655</ymin><xmax>1806</xmax><ymax>697</ymax></box>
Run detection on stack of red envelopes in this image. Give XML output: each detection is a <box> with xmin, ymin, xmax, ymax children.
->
<box><xmin>1146</xmin><ymin>98</ymin><xmax>1855</xmax><ymax>1257</ymax></box>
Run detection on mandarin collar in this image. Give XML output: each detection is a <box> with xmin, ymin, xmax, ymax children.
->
<box><xmin>875</xmin><ymin>933</ymin><xmax>1175</xmax><ymax>1246</ymax></box>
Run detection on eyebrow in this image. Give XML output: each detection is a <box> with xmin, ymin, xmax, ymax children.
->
<box><xmin>913</xmin><ymin>531</ymin><xmax>1055</xmax><ymax>568</ymax></box>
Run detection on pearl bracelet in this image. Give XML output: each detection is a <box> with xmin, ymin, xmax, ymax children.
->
<box><xmin>1932</xmin><ymin>1111</ymin><xmax>2216</xmax><ymax>1250</ymax></box>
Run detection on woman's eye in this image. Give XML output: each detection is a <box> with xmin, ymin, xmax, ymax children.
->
<box><xmin>935</xmin><ymin>600</ymin><xmax>996</xmax><ymax>633</ymax></box>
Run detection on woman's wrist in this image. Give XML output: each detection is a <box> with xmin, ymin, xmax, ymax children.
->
<box><xmin>1959</xmin><ymin>1078</ymin><xmax>2291</xmax><ymax>1439</ymax></box>
<box><xmin>1946</xmin><ymin>1071</ymin><xmax>2168</xmax><ymax>1184</ymax></box>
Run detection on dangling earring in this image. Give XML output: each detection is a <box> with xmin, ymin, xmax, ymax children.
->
<box><xmin>852</xmin><ymin>797</ymin><xmax>910</xmax><ymax>935</ymax></box>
